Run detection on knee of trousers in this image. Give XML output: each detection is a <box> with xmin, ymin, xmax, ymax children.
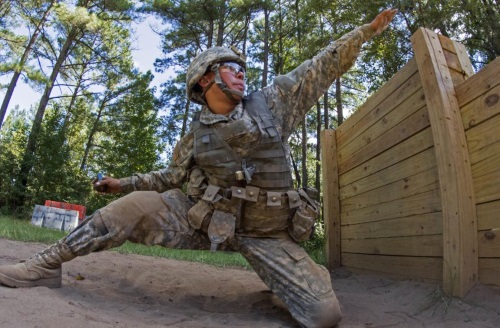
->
<box><xmin>298</xmin><ymin>292</ymin><xmax>342</xmax><ymax>328</ymax></box>
<box><xmin>96</xmin><ymin>190</ymin><xmax>194</xmax><ymax>247</ymax></box>
<box><xmin>98</xmin><ymin>191</ymin><xmax>166</xmax><ymax>231</ymax></box>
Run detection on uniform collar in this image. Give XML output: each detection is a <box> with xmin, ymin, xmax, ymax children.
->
<box><xmin>200</xmin><ymin>102</ymin><xmax>244</xmax><ymax>125</ymax></box>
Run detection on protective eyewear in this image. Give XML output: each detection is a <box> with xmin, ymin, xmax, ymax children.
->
<box><xmin>219</xmin><ymin>62</ymin><xmax>245</xmax><ymax>76</ymax></box>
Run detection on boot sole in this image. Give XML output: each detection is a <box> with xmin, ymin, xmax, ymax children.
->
<box><xmin>0</xmin><ymin>272</ymin><xmax>61</xmax><ymax>288</ymax></box>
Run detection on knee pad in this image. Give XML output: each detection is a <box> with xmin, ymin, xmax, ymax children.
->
<box><xmin>300</xmin><ymin>293</ymin><xmax>342</xmax><ymax>328</ymax></box>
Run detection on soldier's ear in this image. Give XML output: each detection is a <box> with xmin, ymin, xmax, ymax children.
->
<box><xmin>198</xmin><ymin>72</ymin><xmax>214</xmax><ymax>88</ymax></box>
<box><xmin>198</xmin><ymin>76</ymin><xmax>210</xmax><ymax>88</ymax></box>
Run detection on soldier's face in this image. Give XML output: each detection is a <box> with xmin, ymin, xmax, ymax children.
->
<box><xmin>218</xmin><ymin>65</ymin><xmax>245</xmax><ymax>94</ymax></box>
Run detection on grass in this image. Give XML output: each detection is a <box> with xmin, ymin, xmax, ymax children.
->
<box><xmin>0</xmin><ymin>215</ymin><xmax>250</xmax><ymax>269</ymax></box>
<box><xmin>0</xmin><ymin>214</ymin><xmax>326</xmax><ymax>269</ymax></box>
<box><xmin>0</xmin><ymin>215</ymin><xmax>68</xmax><ymax>243</ymax></box>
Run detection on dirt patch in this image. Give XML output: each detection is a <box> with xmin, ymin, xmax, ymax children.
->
<box><xmin>0</xmin><ymin>238</ymin><xmax>499</xmax><ymax>328</ymax></box>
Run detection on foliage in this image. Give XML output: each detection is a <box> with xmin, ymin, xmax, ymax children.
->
<box><xmin>301</xmin><ymin>218</ymin><xmax>327</xmax><ymax>266</ymax></box>
<box><xmin>0</xmin><ymin>107</ymin><xmax>31</xmax><ymax>213</ymax></box>
<box><xmin>90</xmin><ymin>71</ymin><xmax>162</xmax><ymax>178</ymax></box>
<box><xmin>0</xmin><ymin>0</ymin><xmax>161</xmax><ymax>214</ymax></box>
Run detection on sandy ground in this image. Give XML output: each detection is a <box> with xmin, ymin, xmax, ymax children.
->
<box><xmin>0</xmin><ymin>238</ymin><xmax>499</xmax><ymax>328</ymax></box>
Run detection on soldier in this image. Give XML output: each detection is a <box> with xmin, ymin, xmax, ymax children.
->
<box><xmin>0</xmin><ymin>9</ymin><xmax>397</xmax><ymax>328</ymax></box>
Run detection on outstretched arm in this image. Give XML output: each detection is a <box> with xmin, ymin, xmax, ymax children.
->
<box><xmin>266</xmin><ymin>8</ymin><xmax>398</xmax><ymax>139</ymax></box>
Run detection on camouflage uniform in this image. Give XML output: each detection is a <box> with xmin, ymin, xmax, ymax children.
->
<box><xmin>3</xmin><ymin>24</ymin><xmax>375</xmax><ymax>328</ymax></box>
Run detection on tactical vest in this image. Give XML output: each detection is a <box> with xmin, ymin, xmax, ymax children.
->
<box><xmin>191</xmin><ymin>91</ymin><xmax>293</xmax><ymax>191</ymax></box>
<box><xmin>188</xmin><ymin>92</ymin><xmax>318</xmax><ymax>245</ymax></box>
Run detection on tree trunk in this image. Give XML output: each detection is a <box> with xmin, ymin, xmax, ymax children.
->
<box><xmin>18</xmin><ymin>26</ymin><xmax>80</xmax><ymax>203</ymax></box>
<box><xmin>241</xmin><ymin>13</ymin><xmax>251</xmax><ymax>54</ymax></box>
<box><xmin>80</xmin><ymin>95</ymin><xmax>107</xmax><ymax>171</ymax></box>
<box><xmin>336</xmin><ymin>78</ymin><xmax>343</xmax><ymax>125</ymax></box>
<box><xmin>216</xmin><ymin>1</ymin><xmax>226</xmax><ymax>46</ymax></box>
<box><xmin>180</xmin><ymin>99</ymin><xmax>190</xmax><ymax>138</ymax></box>
<box><xmin>261</xmin><ymin>8</ymin><xmax>270</xmax><ymax>88</ymax></box>
<box><xmin>291</xmin><ymin>152</ymin><xmax>301</xmax><ymax>188</ymax></box>
<box><xmin>277</xmin><ymin>0</ymin><xmax>284</xmax><ymax>74</ymax></box>
<box><xmin>0</xmin><ymin>1</ymin><xmax>55</xmax><ymax>130</ymax></box>
<box><xmin>315</xmin><ymin>101</ymin><xmax>321</xmax><ymax>194</ymax></box>
<box><xmin>207</xmin><ymin>17</ymin><xmax>214</xmax><ymax>48</ymax></box>
<box><xmin>295</xmin><ymin>0</ymin><xmax>308</xmax><ymax>188</ymax></box>
<box><xmin>323</xmin><ymin>91</ymin><xmax>329</xmax><ymax>129</ymax></box>
<box><xmin>62</xmin><ymin>61</ymin><xmax>88</xmax><ymax>135</ymax></box>
<box><xmin>301</xmin><ymin>119</ymin><xmax>308</xmax><ymax>188</ymax></box>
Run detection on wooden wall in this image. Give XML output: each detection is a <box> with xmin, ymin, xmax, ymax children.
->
<box><xmin>321</xmin><ymin>28</ymin><xmax>499</xmax><ymax>297</ymax></box>
<box><xmin>456</xmin><ymin>57</ymin><xmax>500</xmax><ymax>286</ymax></box>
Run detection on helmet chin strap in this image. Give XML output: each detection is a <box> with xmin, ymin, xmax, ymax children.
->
<box><xmin>201</xmin><ymin>64</ymin><xmax>244</xmax><ymax>104</ymax></box>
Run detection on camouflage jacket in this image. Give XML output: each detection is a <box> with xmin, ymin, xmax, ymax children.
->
<box><xmin>119</xmin><ymin>24</ymin><xmax>375</xmax><ymax>194</ymax></box>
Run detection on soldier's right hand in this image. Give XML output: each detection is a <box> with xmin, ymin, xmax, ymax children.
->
<box><xmin>370</xmin><ymin>8</ymin><xmax>398</xmax><ymax>36</ymax></box>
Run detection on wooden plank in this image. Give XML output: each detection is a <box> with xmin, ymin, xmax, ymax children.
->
<box><xmin>469</xmin><ymin>140</ymin><xmax>500</xmax><ymax>166</ymax></box>
<box><xmin>341</xmin><ymin>167</ymin><xmax>439</xmax><ymax>212</ymax></box>
<box><xmin>336</xmin><ymin>59</ymin><xmax>419</xmax><ymax>146</ymax></box>
<box><xmin>443</xmin><ymin>49</ymin><xmax>465</xmax><ymax>76</ymax></box>
<box><xmin>479</xmin><ymin>258</ymin><xmax>500</xmax><ymax>286</ymax></box>
<box><xmin>477</xmin><ymin>201</ymin><xmax>500</xmax><ymax>230</ymax></box>
<box><xmin>471</xmin><ymin>148</ymin><xmax>500</xmax><ymax>179</ymax></box>
<box><xmin>449</xmin><ymin>69</ymin><xmax>469</xmax><ymax>88</ymax></box>
<box><xmin>342</xmin><ymin>235</ymin><xmax>443</xmax><ymax>257</ymax></box>
<box><xmin>342</xmin><ymin>253</ymin><xmax>443</xmax><ymax>281</ymax></box>
<box><xmin>438</xmin><ymin>34</ymin><xmax>457</xmax><ymax>53</ymax></box>
<box><xmin>461</xmin><ymin>82</ymin><xmax>500</xmax><ymax>130</ymax></box>
<box><xmin>339</xmin><ymin>127</ymin><xmax>434</xmax><ymax>188</ymax></box>
<box><xmin>456</xmin><ymin>57</ymin><xmax>500</xmax><ymax>107</ymax></box>
<box><xmin>338</xmin><ymin>106</ymin><xmax>430</xmax><ymax>174</ymax></box>
<box><xmin>471</xmin><ymin>150</ymin><xmax>500</xmax><ymax>203</ymax></box>
<box><xmin>412</xmin><ymin>27</ymin><xmax>478</xmax><ymax>297</ymax></box>
<box><xmin>342</xmin><ymin>188</ymin><xmax>442</xmax><ymax>225</ymax></box>
<box><xmin>337</xmin><ymin>73</ymin><xmax>423</xmax><ymax>152</ymax></box>
<box><xmin>473</xmin><ymin>170</ymin><xmax>500</xmax><ymax>204</ymax></box>
<box><xmin>438</xmin><ymin>33</ymin><xmax>474</xmax><ymax>79</ymax></box>
<box><xmin>467</xmin><ymin>120</ymin><xmax>500</xmax><ymax>204</ymax></box>
<box><xmin>438</xmin><ymin>34</ymin><xmax>474</xmax><ymax>87</ymax></box>
<box><xmin>341</xmin><ymin>212</ymin><xmax>443</xmax><ymax>239</ymax></box>
<box><xmin>450</xmin><ymin>38</ymin><xmax>475</xmax><ymax>78</ymax></box>
<box><xmin>465</xmin><ymin>114</ymin><xmax>500</xmax><ymax>154</ymax></box>
<box><xmin>340</xmin><ymin>147</ymin><xmax>437</xmax><ymax>200</ymax></box>
<box><xmin>478</xmin><ymin>229</ymin><xmax>500</xmax><ymax>257</ymax></box>
<box><xmin>338</xmin><ymin>87</ymin><xmax>426</xmax><ymax>166</ymax></box>
<box><xmin>320</xmin><ymin>129</ymin><xmax>341</xmax><ymax>270</ymax></box>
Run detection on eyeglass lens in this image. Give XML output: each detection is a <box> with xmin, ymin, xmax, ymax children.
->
<box><xmin>220</xmin><ymin>62</ymin><xmax>245</xmax><ymax>75</ymax></box>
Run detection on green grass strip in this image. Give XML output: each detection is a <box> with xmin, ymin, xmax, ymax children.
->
<box><xmin>0</xmin><ymin>215</ymin><xmax>250</xmax><ymax>269</ymax></box>
<box><xmin>0</xmin><ymin>214</ymin><xmax>326</xmax><ymax>268</ymax></box>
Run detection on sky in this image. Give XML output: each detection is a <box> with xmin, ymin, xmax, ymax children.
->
<box><xmin>0</xmin><ymin>16</ymin><xmax>170</xmax><ymax>117</ymax></box>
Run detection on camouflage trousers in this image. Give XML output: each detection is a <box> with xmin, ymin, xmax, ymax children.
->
<box><xmin>64</xmin><ymin>189</ymin><xmax>342</xmax><ymax>328</ymax></box>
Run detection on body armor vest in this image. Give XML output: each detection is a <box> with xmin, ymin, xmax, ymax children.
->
<box><xmin>191</xmin><ymin>91</ymin><xmax>293</xmax><ymax>191</ymax></box>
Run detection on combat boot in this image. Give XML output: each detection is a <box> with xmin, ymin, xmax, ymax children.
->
<box><xmin>0</xmin><ymin>241</ymin><xmax>75</xmax><ymax>288</ymax></box>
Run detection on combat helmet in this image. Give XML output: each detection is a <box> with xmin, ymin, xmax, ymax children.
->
<box><xmin>186</xmin><ymin>46</ymin><xmax>246</xmax><ymax>105</ymax></box>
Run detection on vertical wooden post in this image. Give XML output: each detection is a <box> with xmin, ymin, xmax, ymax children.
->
<box><xmin>411</xmin><ymin>28</ymin><xmax>478</xmax><ymax>297</ymax></box>
<box><xmin>321</xmin><ymin>129</ymin><xmax>341</xmax><ymax>270</ymax></box>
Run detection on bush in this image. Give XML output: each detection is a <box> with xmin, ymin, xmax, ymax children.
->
<box><xmin>301</xmin><ymin>220</ymin><xmax>327</xmax><ymax>266</ymax></box>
